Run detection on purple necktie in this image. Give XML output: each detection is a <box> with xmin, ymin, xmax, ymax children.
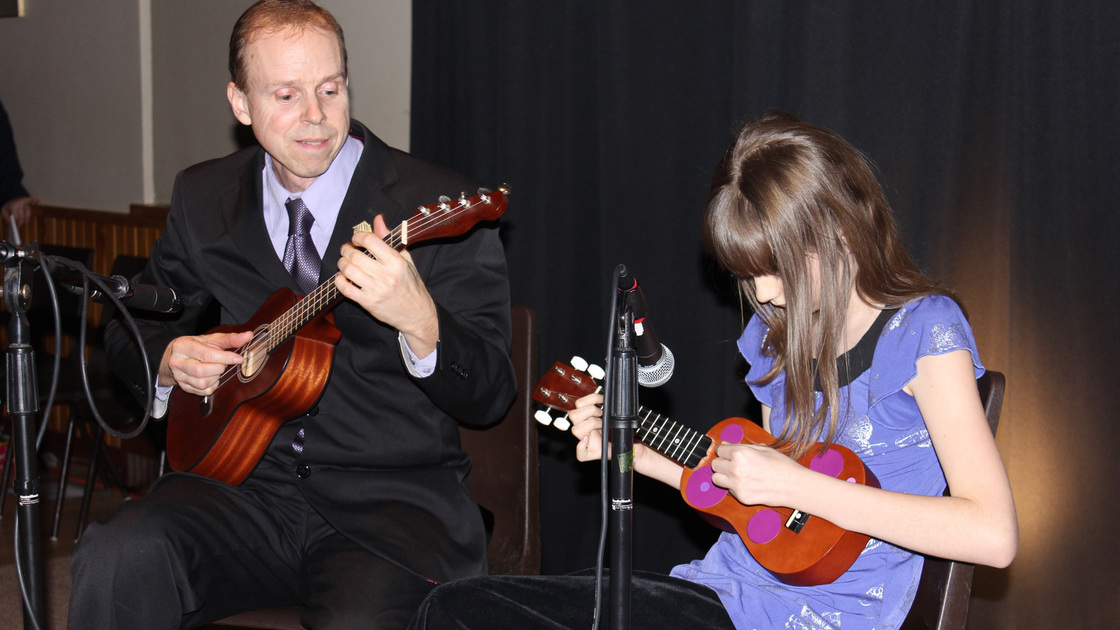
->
<box><xmin>282</xmin><ymin>197</ymin><xmax>319</xmax><ymax>455</ymax></box>
<box><xmin>282</xmin><ymin>197</ymin><xmax>321</xmax><ymax>295</ymax></box>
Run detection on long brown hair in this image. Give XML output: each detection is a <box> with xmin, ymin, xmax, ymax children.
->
<box><xmin>229</xmin><ymin>0</ymin><xmax>348</xmax><ymax>91</ymax></box>
<box><xmin>702</xmin><ymin>111</ymin><xmax>952</xmax><ymax>458</ymax></box>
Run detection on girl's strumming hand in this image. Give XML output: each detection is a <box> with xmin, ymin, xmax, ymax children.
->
<box><xmin>709</xmin><ymin>442</ymin><xmax>806</xmax><ymax>509</ymax></box>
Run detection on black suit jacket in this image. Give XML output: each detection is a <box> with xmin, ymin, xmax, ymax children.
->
<box><xmin>0</xmin><ymin>99</ymin><xmax>29</xmax><ymax>207</ymax></box>
<box><xmin>105</xmin><ymin>120</ymin><xmax>516</xmax><ymax>582</ymax></box>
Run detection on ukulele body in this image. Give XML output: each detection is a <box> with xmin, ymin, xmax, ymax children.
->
<box><xmin>679</xmin><ymin>417</ymin><xmax>880</xmax><ymax>586</ymax></box>
<box><xmin>166</xmin><ymin>287</ymin><xmax>340</xmax><ymax>485</ymax></box>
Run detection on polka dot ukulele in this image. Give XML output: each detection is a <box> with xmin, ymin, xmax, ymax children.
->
<box><xmin>533</xmin><ymin>359</ymin><xmax>880</xmax><ymax>587</ymax></box>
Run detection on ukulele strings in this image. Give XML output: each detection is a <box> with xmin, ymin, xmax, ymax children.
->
<box><xmin>209</xmin><ymin>196</ymin><xmax>491</xmax><ymax>391</ymax></box>
<box><xmin>635</xmin><ymin>407</ymin><xmax>711</xmax><ymax>467</ymax></box>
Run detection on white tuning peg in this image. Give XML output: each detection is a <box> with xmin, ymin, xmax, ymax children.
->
<box><xmin>570</xmin><ymin>356</ymin><xmax>589</xmax><ymax>371</ymax></box>
<box><xmin>553</xmin><ymin>416</ymin><xmax>571</xmax><ymax>432</ymax></box>
<box><xmin>587</xmin><ymin>363</ymin><xmax>605</xmax><ymax>380</ymax></box>
<box><xmin>534</xmin><ymin>410</ymin><xmax>554</xmax><ymax>426</ymax></box>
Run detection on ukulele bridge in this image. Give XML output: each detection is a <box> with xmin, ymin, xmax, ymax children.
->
<box><xmin>786</xmin><ymin>509</ymin><xmax>810</xmax><ymax>534</ymax></box>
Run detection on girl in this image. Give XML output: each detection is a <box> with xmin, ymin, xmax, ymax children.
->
<box><xmin>409</xmin><ymin>111</ymin><xmax>1018</xmax><ymax>629</ymax></box>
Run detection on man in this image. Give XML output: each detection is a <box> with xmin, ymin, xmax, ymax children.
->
<box><xmin>69</xmin><ymin>2</ymin><xmax>515</xmax><ymax>628</ymax></box>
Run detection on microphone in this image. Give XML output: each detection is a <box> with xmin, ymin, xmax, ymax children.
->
<box><xmin>20</xmin><ymin>250</ymin><xmax>183</xmax><ymax>314</ymax></box>
<box><xmin>617</xmin><ymin>267</ymin><xmax>674</xmax><ymax>387</ymax></box>
<box><xmin>91</xmin><ymin>274</ymin><xmax>183</xmax><ymax>313</ymax></box>
<box><xmin>50</xmin><ymin>264</ymin><xmax>183</xmax><ymax>314</ymax></box>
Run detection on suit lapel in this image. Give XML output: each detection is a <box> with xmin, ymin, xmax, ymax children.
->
<box><xmin>224</xmin><ymin>151</ymin><xmax>300</xmax><ymax>292</ymax></box>
<box><xmin>222</xmin><ymin>122</ymin><xmax>403</xmax><ymax>294</ymax></box>
<box><xmin>323</xmin><ymin>122</ymin><xmax>402</xmax><ymax>276</ymax></box>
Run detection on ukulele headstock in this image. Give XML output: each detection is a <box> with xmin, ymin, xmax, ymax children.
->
<box><xmin>531</xmin><ymin>357</ymin><xmax>605</xmax><ymax>431</ymax></box>
<box><xmin>352</xmin><ymin>186</ymin><xmax>511</xmax><ymax>249</ymax></box>
<box><xmin>400</xmin><ymin>186</ymin><xmax>510</xmax><ymax>245</ymax></box>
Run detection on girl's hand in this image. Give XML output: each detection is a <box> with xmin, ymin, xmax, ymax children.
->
<box><xmin>709</xmin><ymin>442</ymin><xmax>805</xmax><ymax>508</ymax></box>
<box><xmin>567</xmin><ymin>392</ymin><xmax>684</xmax><ymax>487</ymax></box>
<box><xmin>567</xmin><ymin>392</ymin><xmax>607</xmax><ymax>462</ymax></box>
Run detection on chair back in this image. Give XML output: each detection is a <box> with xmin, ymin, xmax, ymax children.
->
<box><xmin>459</xmin><ymin>304</ymin><xmax>541</xmax><ymax>575</ymax></box>
<box><xmin>901</xmin><ymin>370</ymin><xmax>1005</xmax><ymax>630</ymax></box>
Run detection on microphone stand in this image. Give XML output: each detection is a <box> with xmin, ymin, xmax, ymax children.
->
<box><xmin>1</xmin><ymin>242</ymin><xmax>169</xmax><ymax>629</ymax></box>
<box><xmin>606</xmin><ymin>276</ymin><xmax>638</xmax><ymax>630</ymax></box>
<box><xmin>3</xmin><ymin>248</ymin><xmax>47</xmax><ymax>630</ymax></box>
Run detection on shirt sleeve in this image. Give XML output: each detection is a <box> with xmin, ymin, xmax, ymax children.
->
<box><xmin>737</xmin><ymin>314</ymin><xmax>780</xmax><ymax>409</ymax></box>
<box><xmin>867</xmin><ymin>294</ymin><xmax>985</xmax><ymax>408</ymax></box>
<box><xmin>398</xmin><ymin>332</ymin><xmax>437</xmax><ymax>378</ymax></box>
<box><xmin>150</xmin><ymin>383</ymin><xmax>173</xmax><ymax>419</ymax></box>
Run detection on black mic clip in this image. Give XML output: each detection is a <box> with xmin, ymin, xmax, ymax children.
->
<box><xmin>90</xmin><ymin>274</ymin><xmax>183</xmax><ymax>314</ymax></box>
<box><xmin>616</xmin><ymin>266</ymin><xmax>675</xmax><ymax>387</ymax></box>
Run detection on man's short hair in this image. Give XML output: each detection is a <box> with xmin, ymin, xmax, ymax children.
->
<box><xmin>228</xmin><ymin>0</ymin><xmax>348</xmax><ymax>90</ymax></box>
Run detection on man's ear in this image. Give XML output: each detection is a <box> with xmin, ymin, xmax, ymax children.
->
<box><xmin>227</xmin><ymin>82</ymin><xmax>252</xmax><ymax>126</ymax></box>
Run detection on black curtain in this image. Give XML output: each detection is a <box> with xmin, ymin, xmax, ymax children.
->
<box><xmin>411</xmin><ymin>2</ymin><xmax>1120</xmax><ymax>627</ymax></box>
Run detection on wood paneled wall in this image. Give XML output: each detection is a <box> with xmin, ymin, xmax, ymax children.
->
<box><xmin>4</xmin><ymin>204</ymin><xmax>168</xmax><ymax>326</ymax></box>
<box><xmin>6</xmin><ymin>204</ymin><xmax>168</xmax><ymax>274</ymax></box>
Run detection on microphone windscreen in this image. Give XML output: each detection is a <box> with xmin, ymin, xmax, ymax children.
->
<box><xmin>637</xmin><ymin>344</ymin><xmax>674</xmax><ymax>387</ymax></box>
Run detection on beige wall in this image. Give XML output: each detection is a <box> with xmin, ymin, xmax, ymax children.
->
<box><xmin>0</xmin><ymin>0</ymin><xmax>411</xmax><ymax>211</ymax></box>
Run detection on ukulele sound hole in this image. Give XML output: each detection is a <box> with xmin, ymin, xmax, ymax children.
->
<box><xmin>239</xmin><ymin>326</ymin><xmax>270</xmax><ymax>381</ymax></box>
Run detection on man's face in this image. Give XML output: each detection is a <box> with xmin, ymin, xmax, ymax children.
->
<box><xmin>227</xmin><ymin>25</ymin><xmax>350</xmax><ymax>193</ymax></box>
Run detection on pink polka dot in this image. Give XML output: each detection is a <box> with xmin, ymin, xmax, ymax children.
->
<box><xmin>746</xmin><ymin>509</ymin><xmax>782</xmax><ymax>544</ymax></box>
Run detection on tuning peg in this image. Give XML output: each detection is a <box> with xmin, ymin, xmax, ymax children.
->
<box><xmin>571</xmin><ymin>356</ymin><xmax>588</xmax><ymax>371</ymax></box>
<box><xmin>553</xmin><ymin>416</ymin><xmax>571</xmax><ymax>432</ymax></box>
<box><xmin>534</xmin><ymin>410</ymin><xmax>554</xmax><ymax>426</ymax></box>
<box><xmin>587</xmin><ymin>364</ymin><xmax>605</xmax><ymax>380</ymax></box>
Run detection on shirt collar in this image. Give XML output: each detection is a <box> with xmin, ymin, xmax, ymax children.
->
<box><xmin>263</xmin><ymin>133</ymin><xmax>363</xmax><ymax>245</ymax></box>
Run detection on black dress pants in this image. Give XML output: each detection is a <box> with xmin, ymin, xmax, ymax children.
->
<box><xmin>407</xmin><ymin>568</ymin><xmax>736</xmax><ymax>630</ymax></box>
<box><xmin>68</xmin><ymin>444</ymin><xmax>435</xmax><ymax>630</ymax></box>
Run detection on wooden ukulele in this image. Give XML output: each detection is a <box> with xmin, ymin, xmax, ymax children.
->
<box><xmin>166</xmin><ymin>188</ymin><xmax>510</xmax><ymax>486</ymax></box>
<box><xmin>532</xmin><ymin>358</ymin><xmax>880</xmax><ymax>586</ymax></box>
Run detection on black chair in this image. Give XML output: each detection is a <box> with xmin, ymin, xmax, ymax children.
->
<box><xmin>458</xmin><ymin>304</ymin><xmax>541</xmax><ymax>575</ymax></box>
<box><xmin>900</xmin><ymin>370</ymin><xmax>1006</xmax><ymax>630</ymax></box>
<box><xmin>209</xmin><ymin>305</ymin><xmax>540</xmax><ymax>629</ymax></box>
<box><xmin>49</xmin><ymin>254</ymin><xmax>154</xmax><ymax>542</ymax></box>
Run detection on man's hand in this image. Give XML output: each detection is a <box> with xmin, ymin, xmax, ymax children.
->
<box><xmin>335</xmin><ymin>214</ymin><xmax>439</xmax><ymax>356</ymax></box>
<box><xmin>159</xmin><ymin>330</ymin><xmax>254</xmax><ymax>395</ymax></box>
<box><xmin>2</xmin><ymin>195</ymin><xmax>36</xmax><ymax>227</ymax></box>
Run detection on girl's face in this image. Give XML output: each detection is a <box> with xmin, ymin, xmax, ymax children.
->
<box><xmin>751</xmin><ymin>254</ymin><xmax>822</xmax><ymax>311</ymax></box>
<box><xmin>753</xmin><ymin>274</ymin><xmax>786</xmax><ymax>307</ymax></box>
